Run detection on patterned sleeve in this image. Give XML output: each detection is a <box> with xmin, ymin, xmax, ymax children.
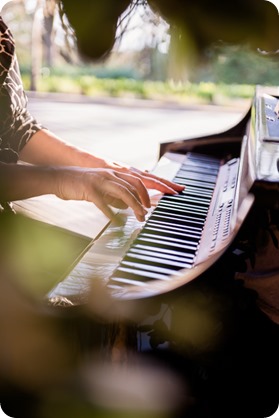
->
<box><xmin>0</xmin><ymin>16</ymin><xmax>44</xmax><ymax>163</ymax></box>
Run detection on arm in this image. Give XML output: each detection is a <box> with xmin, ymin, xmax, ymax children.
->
<box><xmin>0</xmin><ymin>162</ymin><xmax>149</xmax><ymax>221</ymax></box>
<box><xmin>19</xmin><ymin>129</ymin><xmax>184</xmax><ymax>195</ymax></box>
<box><xmin>0</xmin><ymin>16</ymin><xmax>183</xmax><ymax>222</ymax></box>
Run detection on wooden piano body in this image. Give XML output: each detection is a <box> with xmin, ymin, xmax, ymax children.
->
<box><xmin>9</xmin><ymin>86</ymin><xmax>279</xmax><ymax>311</ymax></box>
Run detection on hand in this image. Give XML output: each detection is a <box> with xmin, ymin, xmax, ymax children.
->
<box><xmin>54</xmin><ymin>166</ymin><xmax>151</xmax><ymax>221</ymax></box>
<box><xmin>102</xmin><ymin>161</ymin><xmax>185</xmax><ymax>194</ymax></box>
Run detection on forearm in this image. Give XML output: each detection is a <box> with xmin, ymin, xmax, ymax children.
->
<box><xmin>0</xmin><ymin>162</ymin><xmax>148</xmax><ymax>221</ymax></box>
<box><xmin>0</xmin><ymin>162</ymin><xmax>57</xmax><ymax>202</ymax></box>
<box><xmin>19</xmin><ymin>129</ymin><xmax>107</xmax><ymax>168</ymax></box>
<box><xmin>18</xmin><ymin>129</ymin><xmax>184</xmax><ymax>197</ymax></box>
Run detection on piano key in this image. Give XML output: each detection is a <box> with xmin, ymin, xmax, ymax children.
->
<box><xmin>162</xmin><ymin>195</ymin><xmax>212</xmax><ymax>206</ymax></box>
<box><xmin>108</xmin><ymin>278</ymin><xmax>147</xmax><ymax>287</ymax></box>
<box><xmin>158</xmin><ymin>199</ymin><xmax>209</xmax><ymax>213</ymax></box>
<box><xmin>175</xmin><ymin>177</ymin><xmax>216</xmax><ymax>186</ymax></box>
<box><xmin>124</xmin><ymin>252</ymin><xmax>192</xmax><ymax>269</ymax></box>
<box><xmin>186</xmin><ymin>153</ymin><xmax>220</xmax><ymax>163</ymax></box>
<box><xmin>157</xmin><ymin>201</ymin><xmax>209</xmax><ymax>216</ymax></box>
<box><xmin>132</xmin><ymin>244</ymin><xmax>195</xmax><ymax>263</ymax></box>
<box><xmin>174</xmin><ymin>178</ymin><xmax>216</xmax><ymax>189</ymax></box>
<box><xmin>177</xmin><ymin>162</ymin><xmax>219</xmax><ymax>171</ymax></box>
<box><xmin>161</xmin><ymin>193</ymin><xmax>211</xmax><ymax>204</ymax></box>
<box><xmin>181</xmin><ymin>161</ymin><xmax>220</xmax><ymax>170</ymax></box>
<box><xmin>136</xmin><ymin>235</ymin><xmax>198</xmax><ymax>252</ymax></box>
<box><xmin>128</xmin><ymin>246</ymin><xmax>194</xmax><ymax>264</ymax></box>
<box><xmin>181</xmin><ymin>188</ymin><xmax>214</xmax><ymax>198</ymax></box>
<box><xmin>120</xmin><ymin>261</ymin><xmax>180</xmax><ymax>276</ymax></box>
<box><xmin>177</xmin><ymin>166</ymin><xmax>219</xmax><ymax>176</ymax></box>
<box><xmin>175</xmin><ymin>172</ymin><xmax>217</xmax><ymax>183</ymax></box>
<box><xmin>151</xmin><ymin>211</ymin><xmax>205</xmax><ymax>227</ymax></box>
<box><xmin>112</xmin><ymin>266</ymin><xmax>173</xmax><ymax>281</ymax></box>
<box><xmin>154</xmin><ymin>207</ymin><xmax>206</xmax><ymax>220</ymax></box>
<box><xmin>145</xmin><ymin>219</ymin><xmax>202</xmax><ymax>235</ymax></box>
<box><xmin>142</xmin><ymin>226</ymin><xmax>201</xmax><ymax>241</ymax></box>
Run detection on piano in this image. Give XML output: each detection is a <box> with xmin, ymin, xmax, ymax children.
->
<box><xmin>11</xmin><ymin>85</ymin><xmax>279</xmax><ymax>303</ymax></box>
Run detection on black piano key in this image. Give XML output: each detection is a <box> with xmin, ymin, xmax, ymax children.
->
<box><xmin>108</xmin><ymin>278</ymin><xmax>147</xmax><ymax>288</ymax></box>
<box><xmin>162</xmin><ymin>194</ymin><xmax>212</xmax><ymax>205</ymax></box>
<box><xmin>132</xmin><ymin>244</ymin><xmax>195</xmax><ymax>263</ymax></box>
<box><xmin>128</xmin><ymin>246</ymin><xmax>194</xmax><ymax>264</ymax></box>
<box><xmin>157</xmin><ymin>201</ymin><xmax>208</xmax><ymax>216</ymax></box>
<box><xmin>175</xmin><ymin>173</ymin><xmax>217</xmax><ymax>184</ymax></box>
<box><xmin>174</xmin><ymin>177</ymin><xmax>216</xmax><ymax>188</ymax></box>
<box><xmin>185</xmin><ymin>153</ymin><xmax>220</xmax><ymax>164</ymax></box>
<box><xmin>175</xmin><ymin>176</ymin><xmax>217</xmax><ymax>186</ymax></box>
<box><xmin>151</xmin><ymin>211</ymin><xmax>205</xmax><ymax>227</ymax></box>
<box><xmin>145</xmin><ymin>219</ymin><xmax>202</xmax><ymax>236</ymax></box>
<box><xmin>136</xmin><ymin>235</ymin><xmax>198</xmax><ymax>253</ymax></box>
<box><xmin>181</xmin><ymin>187</ymin><xmax>214</xmax><ymax>198</ymax></box>
<box><xmin>142</xmin><ymin>226</ymin><xmax>201</xmax><ymax>241</ymax></box>
<box><xmin>175</xmin><ymin>182</ymin><xmax>216</xmax><ymax>193</ymax></box>
<box><xmin>176</xmin><ymin>164</ymin><xmax>219</xmax><ymax>173</ymax></box>
<box><xmin>180</xmin><ymin>162</ymin><xmax>220</xmax><ymax>172</ymax></box>
<box><xmin>112</xmin><ymin>266</ymin><xmax>173</xmax><ymax>281</ymax></box>
<box><xmin>180</xmin><ymin>157</ymin><xmax>219</xmax><ymax>165</ymax></box>
<box><xmin>159</xmin><ymin>199</ymin><xmax>211</xmax><ymax>212</ymax></box>
<box><xmin>154</xmin><ymin>207</ymin><xmax>205</xmax><ymax>219</ymax></box>
<box><xmin>121</xmin><ymin>259</ymin><xmax>187</xmax><ymax>275</ymax></box>
<box><xmin>159</xmin><ymin>194</ymin><xmax>210</xmax><ymax>206</ymax></box>
<box><xmin>124</xmin><ymin>252</ymin><xmax>192</xmax><ymax>269</ymax></box>
<box><xmin>177</xmin><ymin>167</ymin><xmax>219</xmax><ymax>177</ymax></box>
<box><xmin>139</xmin><ymin>231</ymin><xmax>198</xmax><ymax>246</ymax></box>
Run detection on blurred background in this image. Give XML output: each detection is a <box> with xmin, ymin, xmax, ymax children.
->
<box><xmin>2</xmin><ymin>0</ymin><xmax>279</xmax><ymax>107</ymax></box>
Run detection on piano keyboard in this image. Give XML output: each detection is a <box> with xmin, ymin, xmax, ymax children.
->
<box><xmin>107</xmin><ymin>152</ymin><xmax>240</xmax><ymax>290</ymax></box>
<box><xmin>47</xmin><ymin>150</ymin><xmax>252</xmax><ymax>301</ymax></box>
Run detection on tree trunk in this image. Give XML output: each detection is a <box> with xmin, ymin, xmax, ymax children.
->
<box><xmin>30</xmin><ymin>0</ymin><xmax>43</xmax><ymax>92</ymax></box>
<box><xmin>42</xmin><ymin>0</ymin><xmax>57</xmax><ymax>68</ymax></box>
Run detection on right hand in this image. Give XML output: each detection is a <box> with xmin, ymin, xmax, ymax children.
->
<box><xmin>53</xmin><ymin>166</ymin><xmax>150</xmax><ymax>222</ymax></box>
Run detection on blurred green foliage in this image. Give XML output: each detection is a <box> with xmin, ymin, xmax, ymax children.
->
<box><xmin>21</xmin><ymin>69</ymin><xmax>255</xmax><ymax>105</ymax></box>
<box><xmin>20</xmin><ymin>43</ymin><xmax>279</xmax><ymax>105</ymax></box>
<box><xmin>203</xmin><ymin>44</ymin><xmax>279</xmax><ymax>85</ymax></box>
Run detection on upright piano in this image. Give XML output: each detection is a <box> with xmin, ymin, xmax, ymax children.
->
<box><xmin>11</xmin><ymin>85</ymin><xmax>279</xmax><ymax>305</ymax></box>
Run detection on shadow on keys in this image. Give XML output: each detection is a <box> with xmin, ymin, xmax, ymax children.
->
<box><xmin>0</xmin><ymin>210</ymin><xmax>278</xmax><ymax>418</ymax></box>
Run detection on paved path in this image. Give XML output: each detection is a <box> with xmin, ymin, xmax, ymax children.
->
<box><xmin>27</xmin><ymin>93</ymin><xmax>249</xmax><ymax>171</ymax></box>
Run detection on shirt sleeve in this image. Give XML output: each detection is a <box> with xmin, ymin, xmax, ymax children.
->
<box><xmin>0</xmin><ymin>55</ymin><xmax>45</xmax><ymax>162</ymax></box>
<box><xmin>0</xmin><ymin>17</ymin><xmax>45</xmax><ymax>163</ymax></box>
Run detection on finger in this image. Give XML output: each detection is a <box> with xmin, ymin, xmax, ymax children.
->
<box><xmin>111</xmin><ymin>165</ymin><xmax>184</xmax><ymax>193</ymax></box>
<box><xmin>91</xmin><ymin>196</ymin><xmax>117</xmax><ymax>220</ymax></box>
<box><xmin>141</xmin><ymin>176</ymin><xmax>184</xmax><ymax>194</ymax></box>
<box><xmin>85</xmin><ymin>171</ymin><xmax>147</xmax><ymax>221</ymax></box>
<box><xmin>152</xmin><ymin>176</ymin><xmax>185</xmax><ymax>192</ymax></box>
<box><xmin>105</xmin><ymin>196</ymin><xmax>128</xmax><ymax>209</ymax></box>
<box><xmin>129</xmin><ymin>168</ymin><xmax>185</xmax><ymax>193</ymax></box>
<box><xmin>104</xmin><ymin>181</ymin><xmax>148</xmax><ymax>222</ymax></box>
<box><xmin>115</xmin><ymin>172</ymin><xmax>151</xmax><ymax>208</ymax></box>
